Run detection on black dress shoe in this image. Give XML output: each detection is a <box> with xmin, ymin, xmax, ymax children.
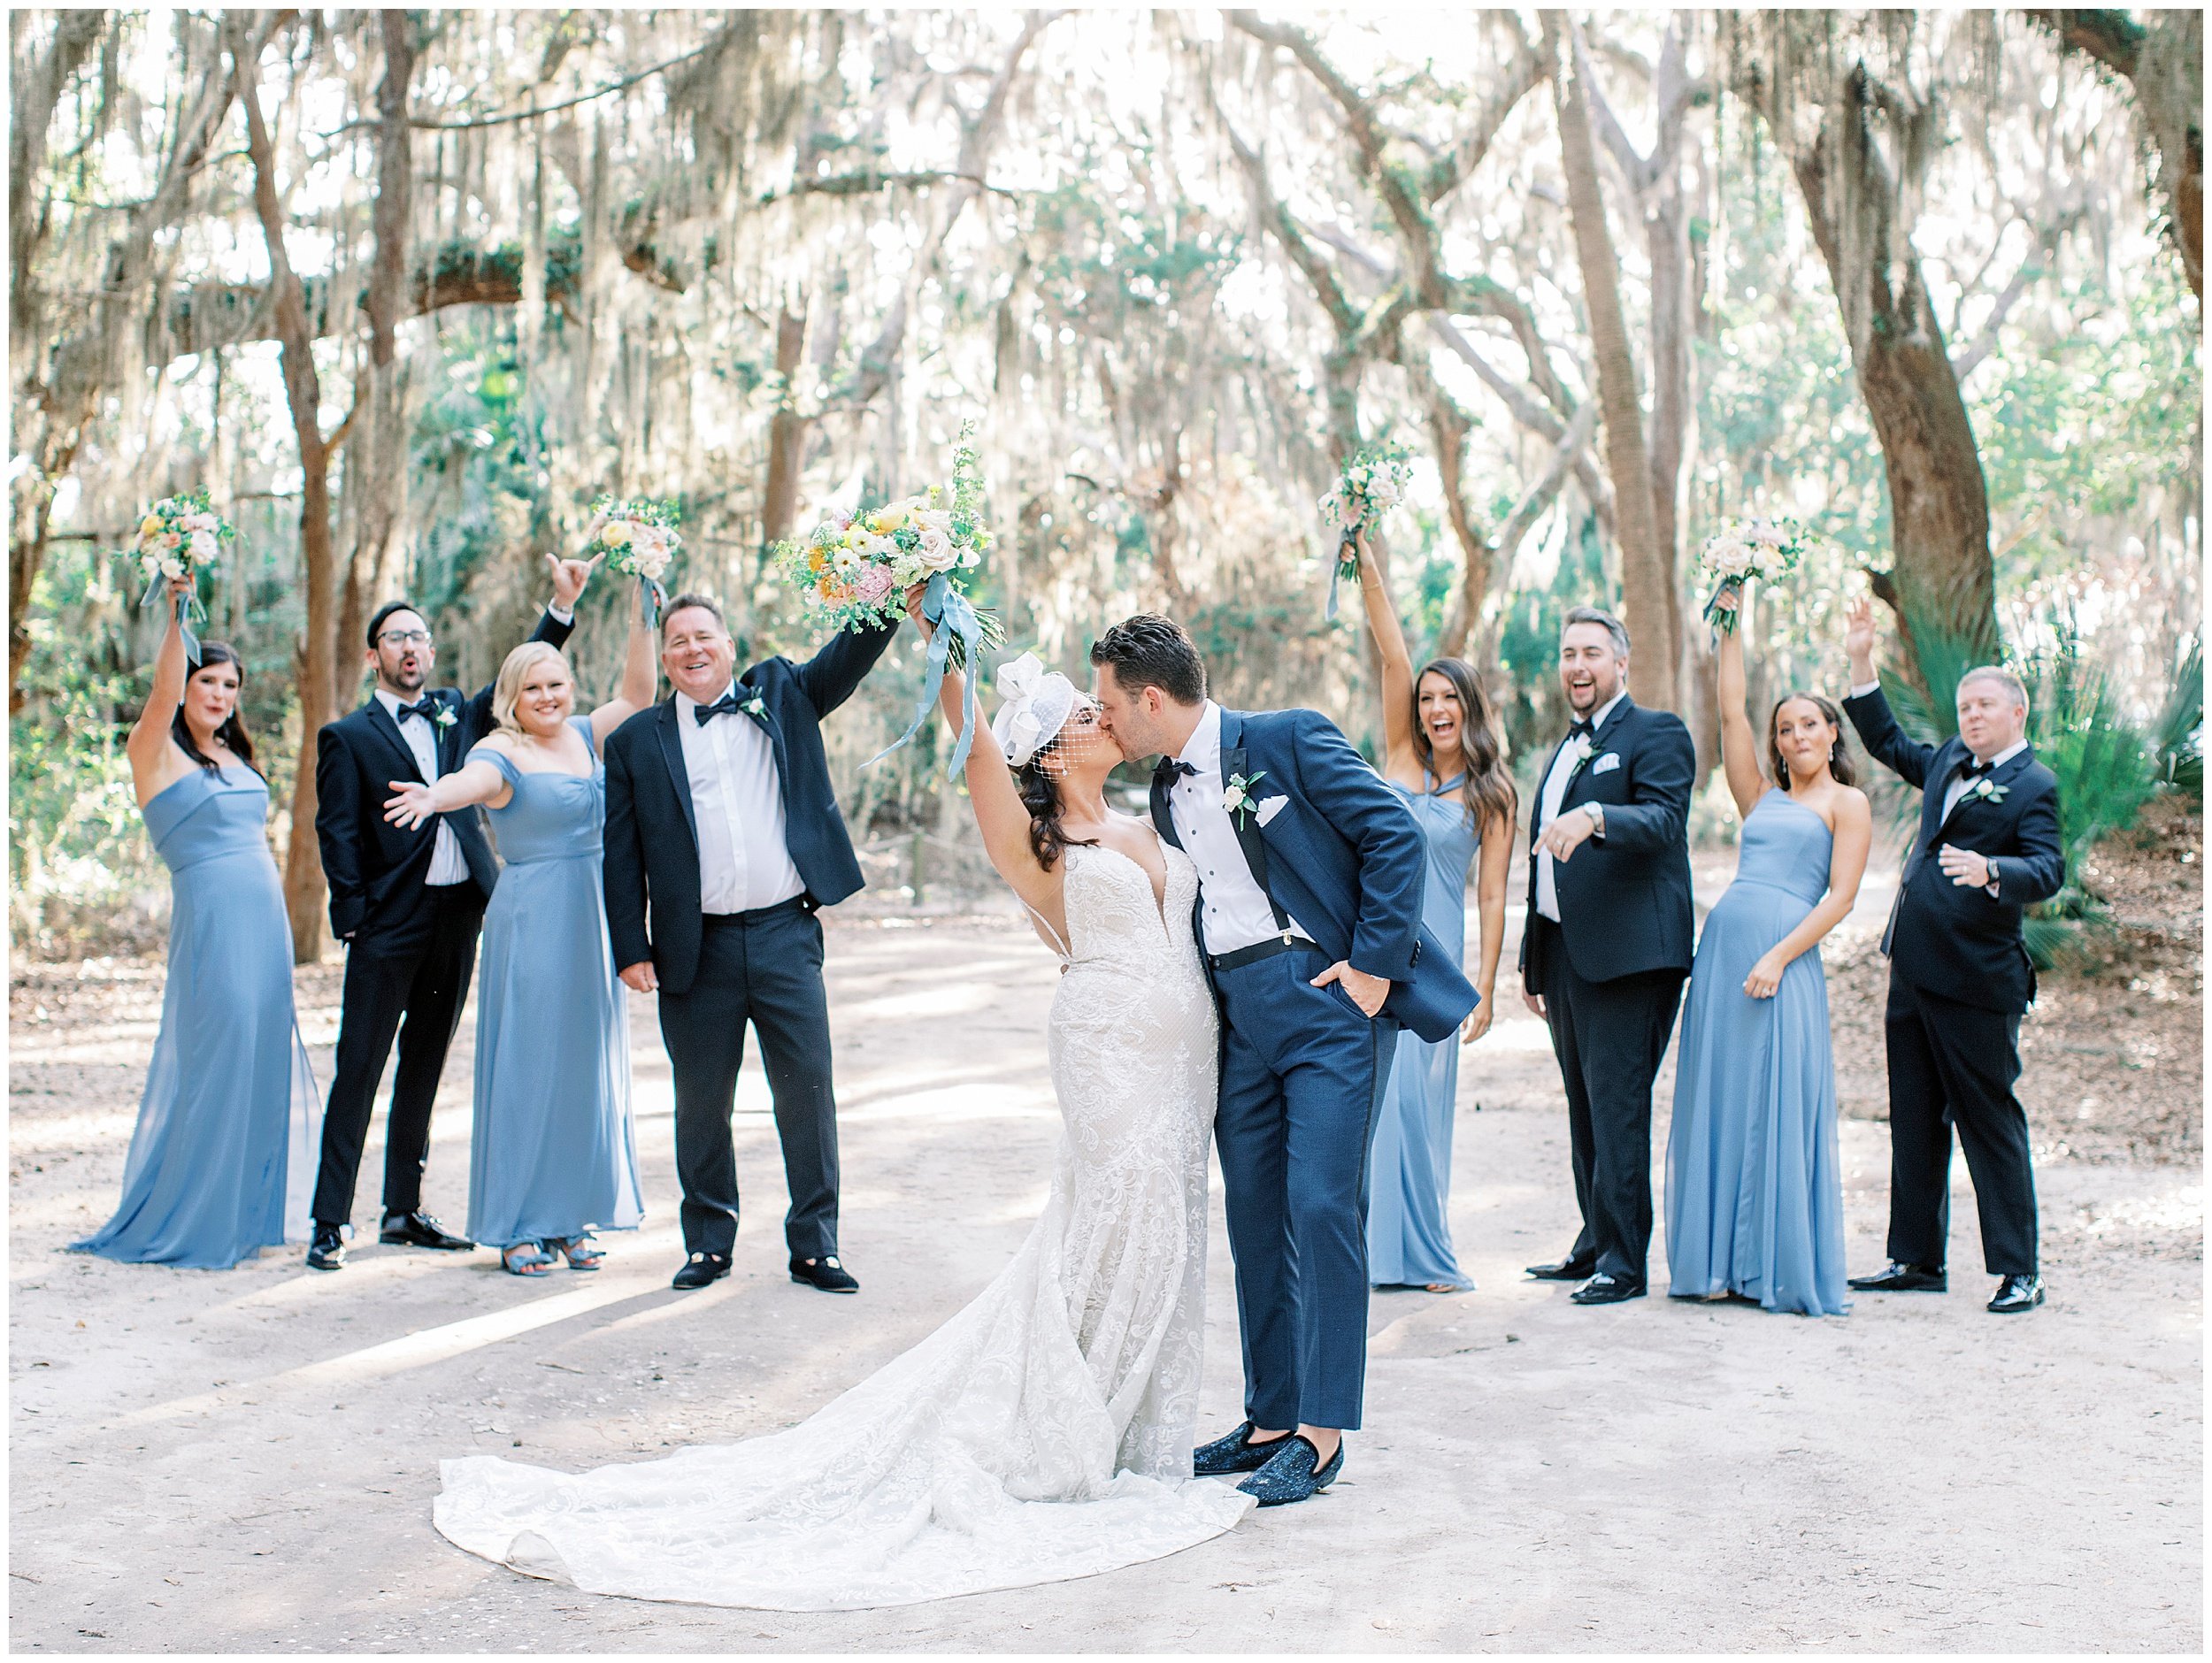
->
<box><xmin>1847</xmin><ymin>1261</ymin><xmax>1947</xmax><ymax>1293</ymax></box>
<box><xmin>1988</xmin><ymin>1273</ymin><xmax>2045</xmax><ymax>1314</ymax></box>
<box><xmin>1525</xmin><ymin>1258</ymin><xmax>1598</xmax><ymax>1282</ymax></box>
<box><xmin>1193</xmin><ymin>1422</ymin><xmax>1291</xmax><ymax>1477</ymax></box>
<box><xmin>305</xmin><ymin>1224</ymin><xmax>347</xmax><ymax>1272</ymax></box>
<box><xmin>1235</xmin><ymin>1435</ymin><xmax>1344</xmax><ymax>1506</ymax></box>
<box><xmin>672</xmin><ymin>1252</ymin><xmax>732</xmax><ymax>1291</ymax></box>
<box><xmin>379</xmin><ymin>1210</ymin><xmax>474</xmax><ymax>1251</ymax></box>
<box><xmin>1570</xmin><ymin>1272</ymin><xmax>1647</xmax><ymax>1305</ymax></box>
<box><xmin>790</xmin><ymin>1254</ymin><xmax>859</xmax><ymax>1293</ymax></box>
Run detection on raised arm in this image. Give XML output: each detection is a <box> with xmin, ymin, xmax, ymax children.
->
<box><xmin>1841</xmin><ymin>594</ymin><xmax>1936</xmax><ymax>789</ymax></box>
<box><xmin>1354</xmin><ymin>530</ymin><xmax>1417</xmax><ymax>772</ymax></box>
<box><xmin>589</xmin><ymin>603</ymin><xmax>659</xmax><ymax>748</ymax></box>
<box><xmin>1743</xmin><ymin>789</ymin><xmax>1873</xmax><ymax>997</ymax></box>
<box><xmin>1713</xmin><ymin>593</ymin><xmax>1766</xmax><ymax>818</ymax></box>
<box><xmin>124</xmin><ymin>576</ymin><xmax>194</xmax><ymax>805</ymax></box>
<box><xmin>458</xmin><ymin>553</ymin><xmax>593</xmax><ymax>726</ymax></box>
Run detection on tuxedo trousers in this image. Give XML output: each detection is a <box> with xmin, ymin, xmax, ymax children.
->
<box><xmin>1529</xmin><ymin>916</ymin><xmax>1685</xmax><ymax>1284</ymax></box>
<box><xmin>1882</xmin><ymin>975</ymin><xmax>2039</xmax><ymax>1276</ymax></box>
<box><xmin>656</xmin><ymin>900</ymin><xmax>839</xmax><ymax>1261</ymax></box>
<box><xmin>315</xmin><ymin>883</ymin><xmax>486</xmax><ymax>1225</ymax></box>
<box><xmin>1213</xmin><ymin>944</ymin><xmax>1396</xmax><ymax>1432</ymax></box>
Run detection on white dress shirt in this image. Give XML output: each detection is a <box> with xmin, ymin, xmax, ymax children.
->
<box><xmin>1535</xmin><ymin>688</ymin><xmax>1627</xmax><ymax>923</ymax></box>
<box><xmin>1165</xmin><ymin>700</ymin><xmax>1313</xmax><ymax>955</ymax></box>
<box><xmin>676</xmin><ymin>682</ymin><xmax>805</xmax><ymax>914</ymax></box>
<box><xmin>377</xmin><ymin>686</ymin><xmax>469</xmax><ymax>886</ymax></box>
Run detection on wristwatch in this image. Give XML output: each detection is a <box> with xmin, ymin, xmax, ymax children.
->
<box><xmin>1585</xmin><ymin>802</ymin><xmax>1605</xmax><ymax>840</ymax></box>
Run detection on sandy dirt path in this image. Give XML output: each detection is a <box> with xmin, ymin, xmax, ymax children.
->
<box><xmin>9</xmin><ymin>898</ymin><xmax>2201</xmax><ymax>1652</ymax></box>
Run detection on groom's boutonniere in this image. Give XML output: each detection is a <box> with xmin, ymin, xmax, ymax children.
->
<box><xmin>1223</xmin><ymin>770</ymin><xmax>1266</xmax><ymax>827</ymax></box>
<box><xmin>433</xmin><ymin>703</ymin><xmax>457</xmax><ymax>732</ymax></box>
<box><xmin>1965</xmin><ymin>776</ymin><xmax>2008</xmax><ymax>805</ymax></box>
<box><xmin>740</xmin><ymin>693</ymin><xmax>767</xmax><ymax>720</ymax></box>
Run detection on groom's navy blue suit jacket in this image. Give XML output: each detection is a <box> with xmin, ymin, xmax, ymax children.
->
<box><xmin>1844</xmin><ymin>686</ymin><xmax>2062</xmax><ymax>1014</ymax></box>
<box><xmin>1150</xmin><ymin>706</ymin><xmax>1479</xmax><ymax>1044</ymax></box>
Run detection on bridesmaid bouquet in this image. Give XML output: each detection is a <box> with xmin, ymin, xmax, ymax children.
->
<box><xmin>1696</xmin><ymin>517</ymin><xmax>1811</xmax><ymax>634</ymax></box>
<box><xmin>127</xmin><ymin>488</ymin><xmax>234</xmax><ymax>655</ymax></box>
<box><xmin>774</xmin><ymin>421</ymin><xmax>1004</xmax><ymax>775</ymax></box>
<box><xmin>1317</xmin><ymin>441</ymin><xmax>1414</xmax><ymax>618</ymax></box>
<box><xmin>586</xmin><ymin>494</ymin><xmax>682</xmax><ymax>627</ymax></box>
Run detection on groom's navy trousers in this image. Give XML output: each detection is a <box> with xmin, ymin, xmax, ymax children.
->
<box><xmin>1214</xmin><ymin>944</ymin><xmax>1397</xmax><ymax>1433</ymax></box>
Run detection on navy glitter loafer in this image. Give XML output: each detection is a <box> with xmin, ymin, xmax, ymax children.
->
<box><xmin>1235</xmin><ymin>1435</ymin><xmax>1343</xmax><ymax>1506</ymax></box>
<box><xmin>1192</xmin><ymin>1422</ymin><xmax>1288</xmax><ymax>1478</ymax></box>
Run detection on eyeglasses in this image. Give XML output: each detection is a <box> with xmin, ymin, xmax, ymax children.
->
<box><xmin>377</xmin><ymin>629</ymin><xmax>432</xmax><ymax>648</ymax></box>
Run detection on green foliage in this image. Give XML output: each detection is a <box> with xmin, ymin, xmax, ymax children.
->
<box><xmin>2151</xmin><ymin>639</ymin><xmax>2202</xmax><ymax>793</ymax></box>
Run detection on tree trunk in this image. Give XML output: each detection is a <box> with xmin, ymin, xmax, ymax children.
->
<box><xmin>760</xmin><ymin>296</ymin><xmax>810</xmax><ymax>548</ymax></box>
<box><xmin>1552</xmin><ymin>17</ymin><xmax>1678</xmax><ymax>708</ymax></box>
<box><xmin>234</xmin><ymin>16</ymin><xmax>340</xmax><ymax>964</ymax></box>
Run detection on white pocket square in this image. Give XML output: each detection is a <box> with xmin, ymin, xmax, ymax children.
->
<box><xmin>1255</xmin><ymin>794</ymin><xmax>1290</xmax><ymax>827</ymax></box>
<box><xmin>1592</xmin><ymin>753</ymin><xmax>1622</xmax><ymax>776</ymax></box>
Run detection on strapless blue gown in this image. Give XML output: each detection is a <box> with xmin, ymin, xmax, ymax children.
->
<box><xmin>72</xmin><ymin>766</ymin><xmax>319</xmax><ymax>1268</ymax></box>
<box><xmin>465</xmin><ymin>717</ymin><xmax>642</xmax><ymax>1250</ymax></box>
<box><xmin>1366</xmin><ymin>773</ymin><xmax>1478</xmax><ymax>1290</ymax></box>
<box><xmin>1664</xmin><ymin>792</ymin><xmax>1848</xmax><ymax>1315</ymax></box>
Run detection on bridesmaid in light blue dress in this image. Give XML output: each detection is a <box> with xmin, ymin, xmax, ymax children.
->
<box><xmin>387</xmin><ymin>588</ymin><xmax>656</xmax><ymax>1275</ymax></box>
<box><xmin>1349</xmin><ymin>532</ymin><xmax>1516</xmax><ymax>1291</ymax></box>
<box><xmin>75</xmin><ymin>585</ymin><xmax>319</xmax><ymax>1268</ymax></box>
<box><xmin>1664</xmin><ymin>589</ymin><xmax>1871</xmax><ymax>1315</ymax></box>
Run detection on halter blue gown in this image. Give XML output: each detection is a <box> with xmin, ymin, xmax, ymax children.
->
<box><xmin>465</xmin><ymin>717</ymin><xmax>643</xmax><ymax>1252</ymax></box>
<box><xmin>1365</xmin><ymin>772</ymin><xmax>1479</xmax><ymax>1290</ymax></box>
<box><xmin>72</xmin><ymin>766</ymin><xmax>320</xmax><ymax>1268</ymax></box>
<box><xmin>1664</xmin><ymin>792</ymin><xmax>1848</xmax><ymax>1316</ymax></box>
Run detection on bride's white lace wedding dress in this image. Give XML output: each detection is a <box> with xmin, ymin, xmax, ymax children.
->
<box><xmin>434</xmin><ymin>837</ymin><xmax>1253</xmax><ymax>1610</ymax></box>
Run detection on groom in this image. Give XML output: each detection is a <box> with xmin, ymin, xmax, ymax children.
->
<box><xmin>1841</xmin><ymin>596</ymin><xmax>2062</xmax><ymax>1314</ymax></box>
<box><xmin>603</xmin><ymin>592</ymin><xmax>910</xmax><ymax>1294</ymax></box>
<box><xmin>1092</xmin><ymin>614</ymin><xmax>1476</xmax><ymax>1506</ymax></box>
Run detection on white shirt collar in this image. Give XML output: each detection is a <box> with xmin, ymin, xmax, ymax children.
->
<box><xmin>674</xmin><ymin>680</ymin><xmax>737</xmax><ymax>717</ymax></box>
<box><xmin>1977</xmin><ymin>738</ymin><xmax>2029</xmax><ymax>770</ymax></box>
<box><xmin>1175</xmin><ymin>701</ymin><xmax>1224</xmax><ymax>774</ymax></box>
<box><xmin>1575</xmin><ymin>689</ymin><xmax>1628</xmax><ymax>740</ymax></box>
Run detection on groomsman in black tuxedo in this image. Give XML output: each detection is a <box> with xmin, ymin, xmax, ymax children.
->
<box><xmin>307</xmin><ymin>555</ymin><xmax>599</xmax><ymax>1270</ymax></box>
<box><xmin>1519</xmin><ymin>606</ymin><xmax>1696</xmax><ymax>1305</ymax></box>
<box><xmin>1841</xmin><ymin>596</ymin><xmax>2063</xmax><ymax>1314</ymax></box>
<box><xmin>603</xmin><ymin>590</ymin><xmax>911</xmax><ymax>1293</ymax></box>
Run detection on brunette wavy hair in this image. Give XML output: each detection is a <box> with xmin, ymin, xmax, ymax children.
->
<box><xmin>1014</xmin><ymin>738</ymin><xmax>1100</xmax><ymax>871</ymax></box>
<box><xmin>170</xmin><ymin>641</ymin><xmax>264</xmax><ymax>779</ymax></box>
<box><xmin>1766</xmin><ymin>692</ymin><xmax>1856</xmax><ymax>788</ymax></box>
<box><xmin>1410</xmin><ymin>656</ymin><xmax>1517</xmax><ymax>833</ymax></box>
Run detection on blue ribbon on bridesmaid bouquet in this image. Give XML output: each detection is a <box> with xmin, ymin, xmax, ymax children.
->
<box><xmin>866</xmin><ymin>570</ymin><xmax>985</xmax><ymax>777</ymax></box>
<box><xmin>635</xmin><ymin>573</ymin><xmax>667</xmax><ymax>632</ymax></box>
<box><xmin>140</xmin><ymin>574</ymin><xmax>205</xmax><ymax>661</ymax></box>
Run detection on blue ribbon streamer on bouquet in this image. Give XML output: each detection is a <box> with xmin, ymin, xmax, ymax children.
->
<box><xmin>636</xmin><ymin>574</ymin><xmax>667</xmax><ymax>632</ymax></box>
<box><xmin>142</xmin><ymin>574</ymin><xmax>205</xmax><ymax>661</ymax></box>
<box><xmin>1701</xmin><ymin>577</ymin><xmax>1744</xmax><ymax>637</ymax></box>
<box><xmin>866</xmin><ymin>570</ymin><xmax>985</xmax><ymax>777</ymax></box>
<box><xmin>1325</xmin><ymin>531</ymin><xmax>1356</xmax><ymax>622</ymax></box>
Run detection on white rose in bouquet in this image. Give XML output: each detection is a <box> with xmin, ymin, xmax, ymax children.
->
<box><xmin>916</xmin><ymin>526</ymin><xmax>961</xmax><ymax>572</ymax></box>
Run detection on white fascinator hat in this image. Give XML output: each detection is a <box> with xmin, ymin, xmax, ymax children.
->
<box><xmin>990</xmin><ymin>653</ymin><xmax>1079</xmax><ymax>767</ymax></box>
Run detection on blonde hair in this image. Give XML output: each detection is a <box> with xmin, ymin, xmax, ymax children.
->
<box><xmin>492</xmin><ymin>641</ymin><xmax>576</xmax><ymax>737</ymax></box>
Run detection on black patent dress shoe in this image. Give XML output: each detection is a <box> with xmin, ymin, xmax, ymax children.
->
<box><xmin>1987</xmin><ymin>1273</ymin><xmax>2045</xmax><ymax>1314</ymax></box>
<box><xmin>379</xmin><ymin>1209</ymin><xmax>474</xmax><ymax>1251</ymax></box>
<box><xmin>1525</xmin><ymin>1257</ymin><xmax>1598</xmax><ymax>1282</ymax></box>
<box><xmin>1193</xmin><ymin>1422</ymin><xmax>1291</xmax><ymax>1477</ymax></box>
<box><xmin>1570</xmin><ymin>1272</ymin><xmax>1647</xmax><ymax>1305</ymax></box>
<box><xmin>672</xmin><ymin>1252</ymin><xmax>732</xmax><ymax>1291</ymax></box>
<box><xmin>790</xmin><ymin>1254</ymin><xmax>859</xmax><ymax>1293</ymax></box>
<box><xmin>305</xmin><ymin>1223</ymin><xmax>347</xmax><ymax>1272</ymax></box>
<box><xmin>1847</xmin><ymin>1261</ymin><xmax>1947</xmax><ymax>1293</ymax></box>
<box><xmin>1235</xmin><ymin>1435</ymin><xmax>1343</xmax><ymax>1506</ymax></box>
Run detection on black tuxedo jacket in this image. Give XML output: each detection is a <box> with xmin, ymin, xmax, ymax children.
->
<box><xmin>1844</xmin><ymin>686</ymin><xmax>2063</xmax><ymax>1014</ymax></box>
<box><xmin>315</xmin><ymin>608</ymin><xmax>574</xmax><ymax>944</ymax></box>
<box><xmin>1518</xmin><ymin>695</ymin><xmax>1697</xmax><ymax>985</ymax></box>
<box><xmin>602</xmin><ymin>618</ymin><xmax>898</xmax><ymax>995</ymax></box>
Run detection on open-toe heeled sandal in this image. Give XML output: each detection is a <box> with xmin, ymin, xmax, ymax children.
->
<box><xmin>546</xmin><ymin>1233</ymin><xmax>604</xmax><ymax>1272</ymax></box>
<box><xmin>502</xmin><ymin>1243</ymin><xmax>554</xmax><ymax>1276</ymax></box>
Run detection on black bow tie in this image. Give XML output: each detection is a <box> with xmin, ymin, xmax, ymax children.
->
<box><xmin>1961</xmin><ymin>755</ymin><xmax>1996</xmax><ymax>779</ymax></box>
<box><xmin>1155</xmin><ymin>757</ymin><xmax>1199</xmax><ymax>786</ymax></box>
<box><xmin>694</xmin><ymin>692</ymin><xmax>747</xmax><ymax>725</ymax></box>
<box><xmin>1568</xmin><ymin>717</ymin><xmax>1596</xmax><ymax>742</ymax></box>
<box><xmin>396</xmin><ymin>698</ymin><xmax>440</xmax><ymax>725</ymax></box>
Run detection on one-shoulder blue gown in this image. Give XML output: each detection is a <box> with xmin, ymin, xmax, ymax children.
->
<box><xmin>465</xmin><ymin>717</ymin><xmax>643</xmax><ymax>1251</ymax></box>
<box><xmin>72</xmin><ymin>766</ymin><xmax>320</xmax><ymax>1268</ymax></box>
<box><xmin>1664</xmin><ymin>792</ymin><xmax>1848</xmax><ymax>1315</ymax></box>
<box><xmin>1365</xmin><ymin>773</ymin><xmax>1479</xmax><ymax>1290</ymax></box>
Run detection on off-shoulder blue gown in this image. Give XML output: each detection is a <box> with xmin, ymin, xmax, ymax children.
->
<box><xmin>465</xmin><ymin>717</ymin><xmax>643</xmax><ymax>1251</ymax></box>
<box><xmin>1365</xmin><ymin>772</ymin><xmax>1477</xmax><ymax>1290</ymax></box>
<box><xmin>1664</xmin><ymin>792</ymin><xmax>1848</xmax><ymax>1315</ymax></box>
<box><xmin>72</xmin><ymin>766</ymin><xmax>320</xmax><ymax>1268</ymax></box>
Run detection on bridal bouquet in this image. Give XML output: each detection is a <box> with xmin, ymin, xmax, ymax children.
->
<box><xmin>1696</xmin><ymin>516</ymin><xmax>1811</xmax><ymax>634</ymax></box>
<box><xmin>586</xmin><ymin>494</ymin><xmax>683</xmax><ymax>627</ymax></box>
<box><xmin>775</xmin><ymin>421</ymin><xmax>1004</xmax><ymax>772</ymax></box>
<box><xmin>127</xmin><ymin>488</ymin><xmax>234</xmax><ymax>655</ymax></box>
<box><xmin>1317</xmin><ymin>441</ymin><xmax>1414</xmax><ymax>618</ymax></box>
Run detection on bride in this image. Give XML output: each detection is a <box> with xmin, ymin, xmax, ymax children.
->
<box><xmin>433</xmin><ymin>625</ymin><xmax>1252</xmax><ymax>1609</ymax></box>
